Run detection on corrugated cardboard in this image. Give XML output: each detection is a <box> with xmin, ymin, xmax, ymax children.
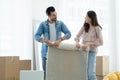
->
<box><xmin>96</xmin><ymin>56</ymin><xmax>109</xmax><ymax>76</ymax></box>
<box><xmin>20</xmin><ymin>60</ymin><xmax>31</xmax><ymax>70</ymax></box>
<box><xmin>97</xmin><ymin>75</ymin><xmax>105</xmax><ymax>80</ymax></box>
<box><xmin>0</xmin><ymin>56</ymin><xmax>20</xmax><ymax>80</ymax></box>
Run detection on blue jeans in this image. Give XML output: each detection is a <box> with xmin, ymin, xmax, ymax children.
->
<box><xmin>88</xmin><ymin>51</ymin><xmax>97</xmax><ymax>80</ymax></box>
<box><xmin>42</xmin><ymin>57</ymin><xmax>47</xmax><ymax>80</ymax></box>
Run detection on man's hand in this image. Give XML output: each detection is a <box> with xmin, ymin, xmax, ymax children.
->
<box><xmin>61</xmin><ymin>36</ymin><xmax>67</xmax><ymax>41</ymax></box>
<box><xmin>53</xmin><ymin>39</ymin><xmax>62</xmax><ymax>47</ymax></box>
<box><xmin>53</xmin><ymin>36</ymin><xmax>67</xmax><ymax>47</ymax></box>
<box><xmin>45</xmin><ymin>40</ymin><xmax>54</xmax><ymax>46</ymax></box>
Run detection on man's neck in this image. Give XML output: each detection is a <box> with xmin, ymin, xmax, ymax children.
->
<box><xmin>48</xmin><ymin>19</ymin><xmax>55</xmax><ymax>24</ymax></box>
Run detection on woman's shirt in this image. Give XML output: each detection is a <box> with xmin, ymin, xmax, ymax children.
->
<box><xmin>75</xmin><ymin>26</ymin><xmax>103</xmax><ymax>52</ymax></box>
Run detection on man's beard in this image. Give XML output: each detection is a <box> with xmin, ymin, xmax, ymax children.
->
<box><xmin>52</xmin><ymin>18</ymin><xmax>57</xmax><ymax>21</ymax></box>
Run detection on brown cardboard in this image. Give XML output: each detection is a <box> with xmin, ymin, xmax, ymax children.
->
<box><xmin>97</xmin><ymin>75</ymin><xmax>105</xmax><ymax>80</ymax></box>
<box><xmin>96</xmin><ymin>56</ymin><xmax>109</xmax><ymax>76</ymax></box>
<box><xmin>20</xmin><ymin>60</ymin><xmax>31</xmax><ymax>70</ymax></box>
<box><xmin>0</xmin><ymin>56</ymin><xmax>20</xmax><ymax>80</ymax></box>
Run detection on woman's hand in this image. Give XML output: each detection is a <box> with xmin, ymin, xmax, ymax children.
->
<box><xmin>76</xmin><ymin>42</ymin><xmax>80</xmax><ymax>48</ymax></box>
<box><xmin>81</xmin><ymin>43</ymin><xmax>90</xmax><ymax>49</ymax></box>
<box><xmin>81</xmin><ymin>44</ymin><xmax>88</xmax><ymax>49</ymax></box>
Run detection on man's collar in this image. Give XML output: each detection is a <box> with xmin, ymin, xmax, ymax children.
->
<box><xmin>45</xmin><ymin>19</ymin><xmax>58</xmax><ymax>25</ymax></box>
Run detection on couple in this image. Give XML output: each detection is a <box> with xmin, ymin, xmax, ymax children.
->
<box><xmin>35</xmin><ymin>6</ymin><xmax>103</xmax><ymax>80</ymax></box>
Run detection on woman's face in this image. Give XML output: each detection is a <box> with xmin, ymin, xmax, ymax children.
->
<box><xmin>85</xmin><ymin>15</ymin><xmax>91</xmax><ymax>23</ymax></box>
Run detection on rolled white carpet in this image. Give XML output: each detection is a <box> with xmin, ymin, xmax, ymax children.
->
<box><xmin>58</xmin><ymin>42</ymin><xmax>89</xmax><ymax>51</ymax></box>
<box><xmin>46</xmin><ymin>42</ymin><xmax>89</xmax><ymax>80</ymax></box>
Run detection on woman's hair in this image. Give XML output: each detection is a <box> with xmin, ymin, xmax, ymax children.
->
<box><xmin>84</xmin><ymin>10</ymin><xmax>102</xmax><ymax>32</ymax></box>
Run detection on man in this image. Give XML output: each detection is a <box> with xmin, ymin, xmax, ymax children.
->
<box><xmin>35</xmin><ymin>6</ymin><xmax>71</xmax><ymax>80</ymax></box>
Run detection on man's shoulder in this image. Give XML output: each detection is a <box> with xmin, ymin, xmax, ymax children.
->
<box><xmin>38</xmin><ymin>20</ymin><xmax>48</xmax><ymax>27</ymax></box>
<box><xmin>41</xmin><ymin>20</ymin><xmax>47</xmax><ymax>24</ymax></box>
<box><xmin>40</xmin><ymin>20</ymin><xmax>64</xmax><ymax>25</ymax></box>
<box><xmin>56</xmin><ymin>20</ymin><xmax>64</xmax><ymax>25</ymax></box>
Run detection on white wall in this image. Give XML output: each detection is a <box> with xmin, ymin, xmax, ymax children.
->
<box><xmin>115</xmin><ymin>0</ymin><xmax>120</xmax><ymax>71</ymax></box>
<box><xmin>32</xmin><ymin>0</ymin><xmax>58</xmax><ymax>21</ymax></box>
<box><xmin>108</xmin><ymin>0</ymin><xmax>117</xmax><ymax>72</ymax></box>
<box><xmin>0</xmin><ymin>0</ymin><xmax>33</xmax><ymax>60</ymax></box>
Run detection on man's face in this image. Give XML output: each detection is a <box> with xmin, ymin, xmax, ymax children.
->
<box><xmin>49</xmin><ymin>11</ymin><xmax>57</xmax><ymax>21</ymax></box>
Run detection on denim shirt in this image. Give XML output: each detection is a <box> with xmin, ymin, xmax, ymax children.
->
<box><xmin>35</xmin><ymin>20</ymin><xmax>71</xmax><ymax>58</ymax></box>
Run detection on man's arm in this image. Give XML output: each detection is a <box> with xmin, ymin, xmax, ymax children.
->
<box><xmin>61</xmin><ymin>21</ymin><xmax>71</xmax><ymax>40</ymax></box>
<box><xmin>35</xmin><ymin>23</ymin><xmax>54</xmax><ymax>46</ymax></box>
<box><xmin>53</xmin><ymin>21</ymin><xmax>71</xmax><ymax>47</ymax></box>
<box><xmin>35</xmin><ymin>23</ymin><xmax>44</xmax><ymax>42</ymax></box>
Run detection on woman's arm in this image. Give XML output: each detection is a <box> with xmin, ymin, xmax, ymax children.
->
<box><xmin>75</xmin><ymin>26</ymin><xmax>84</xmax><ymax>48</ymax></box>
<box><xmin>75</xmin><ymin>26</ymin><xmax>84</xmax><ymax>42</ymax></box>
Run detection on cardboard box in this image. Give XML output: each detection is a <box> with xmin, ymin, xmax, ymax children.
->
<box><xmin>96</xmin><ymin>56</ymin><xmax>109</xmax><ymax>76</ymax></box>
<box><xmin>97</xmin><ymin>75</ymin><xmax>105</xmax><ymax>80</ymax></box>
<box><xmin>20</xmin><ymin>60</ymin><xmax>31</xmax><ymax>70</ymax></box>
<box><xmin>0</xmin><ymin>56</ymin><xmax>20</xmax><ymax>80</ymax></box>
<box><xmin>20</xmin><ymin>71</ymin><xmax>44</xmax><ymax>80</ymax></box>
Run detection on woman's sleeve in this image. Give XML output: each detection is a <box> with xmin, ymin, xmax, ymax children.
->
<box><xmin>75</xmin><ymin>26</ymin><xmax>84</xmax><ymax>42</ymax></box>
<box><xmin>94</xmin><ymin>27</ymin><xmax>103</xmax><ymax>46</ymax></box>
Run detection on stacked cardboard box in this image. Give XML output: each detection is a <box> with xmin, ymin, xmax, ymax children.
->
<box><xmin>96</xmin><ymin>56</ymin><xmax>109</xmax><ymax>80</ymax></box>
<box><xmin>97</xmin><ymin>76</ymin><xmax>104</xmax><ymax>80</ymax></box>
<box><xmin>20</xmin><ymin>60</ymin><xmax>31</xmax><ymax>70</ymax></box>
<box><xmin>0</xmin><ymin>56</ymin><xmax>31</xmax><ymax>80</ymax></box>
<box><xmin>0</xmin><ymin>56</ymin><xmax>20</xmax><ymax>80</ymax></box>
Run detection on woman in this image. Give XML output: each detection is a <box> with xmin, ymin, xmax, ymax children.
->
<box><xmin>75</xmin><ymin>11</ymin><xmax>103</xmax><ymax>80</ymax></box>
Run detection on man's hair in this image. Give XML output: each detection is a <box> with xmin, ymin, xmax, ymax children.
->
<box><xmin>46</xmin><ymin>6</ymin><xmax>55</xmax><ymax>16</ymax></box>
